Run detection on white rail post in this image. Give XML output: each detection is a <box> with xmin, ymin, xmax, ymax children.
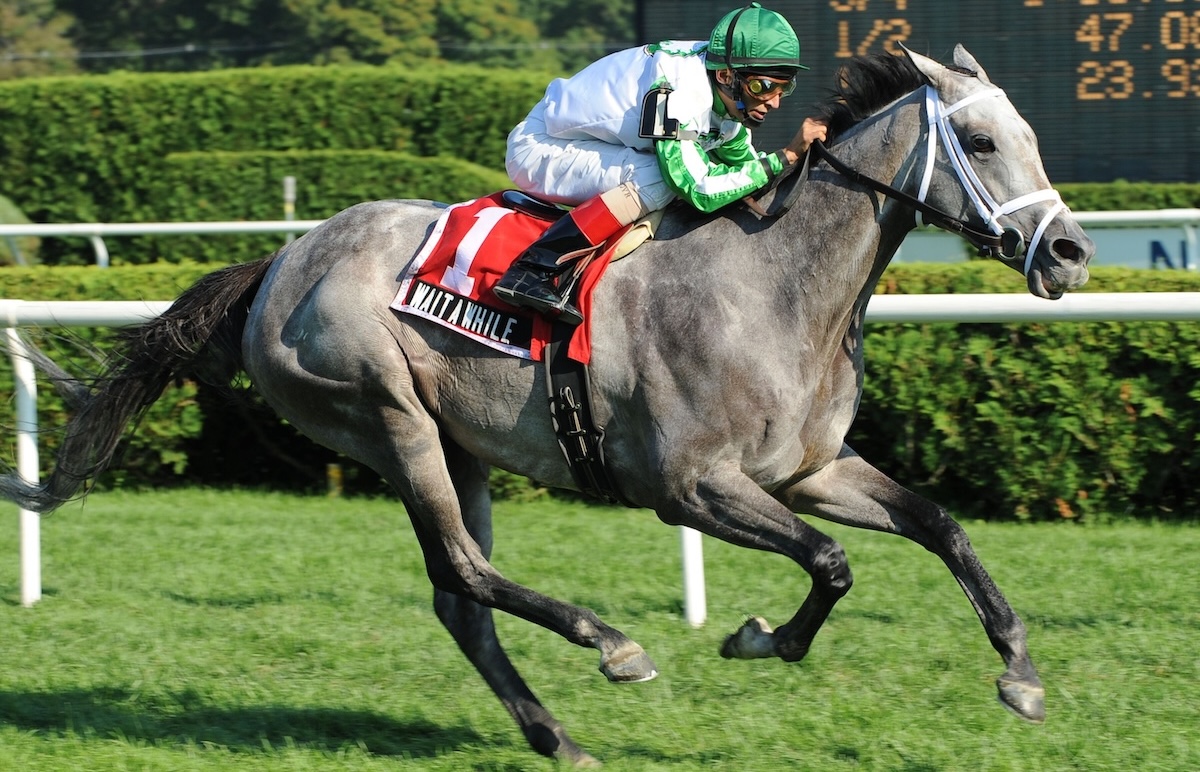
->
<box><xmin>7</xmin><ymin>327</ymin><xmax>41</xmax><ymax>606</ymax></box>
<box><xmin>283</xmin><ymin>176</ymin><xmax>297</xmax><ymax>245</ymax></box>
<box><xmin>682</xmin><ymin>527</ymin><xmax>706</xmax><ymax>627</ymax></box>
<box><xmin>89</xmin><ymin>235</ymin><xmax>109</xmax><ymax>268</ymax></box>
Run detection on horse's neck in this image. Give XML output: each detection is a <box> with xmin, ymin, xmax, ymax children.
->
<box><xmin>775</xmin><ymin>93</ymin><xmax>927</xmax><ymax>320</ymax></box>
<box><xmin>626</xmin><ymin>95</ymin><xmax>927</xmax><ymax>349</ymax></box>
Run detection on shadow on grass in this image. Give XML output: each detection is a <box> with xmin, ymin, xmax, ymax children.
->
<box><xmin>615</xmin><ymin>744</ymin><xmax>941</xmax><ymax>771</ymax></box>
<box><xmin>833</xmin><ymin>608</ymin><xmax>896</xmax><ymax>624</ymax></box>
<box><xmin>0</xmin><ymin>688</ymin><xmax>488</xmax><ymax>758</ymax></box>
<box><xmin>0</xmin><ymin>586</ymin><xmax>60</xmax><ymax>607</ymax></box>
<box><xmin>1024</xmin><ymin>611</ymin><xmax>1136</xmax><ymax>629</ymax></box>
<box><xmin>162</xmin><ymin>589</ymin><xmax>345</xmax><ymax>608</ymax></box>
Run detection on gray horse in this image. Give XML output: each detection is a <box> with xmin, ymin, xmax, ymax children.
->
<box><xmin>3</xmin><ymin>46</ymin><xmax>1093</xmax><ymax>765</ymax></box>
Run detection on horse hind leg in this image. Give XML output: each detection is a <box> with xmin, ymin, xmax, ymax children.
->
<box><xmin>433</xmin><ymin>585</ymin><xmax>602</xmax><ymax>767</ymax></box>
<box><xmin>420</xmin><ymin>443</ymin><xmax>593</xmax><ymax>765</ymax></box>
<box><xmin>393</xmin><ymin>435</ymin><xmax>654</xmax><ymax>764</ymax></box>
<box><xmin>775</xmin><ymin>446</ymin><xmax>1044</xmax><ymax>723</ymax></box>
<box><xmin>404</xmin><ymin>465</ymin><xmax>658</xmax><ymax>685</ymax></box>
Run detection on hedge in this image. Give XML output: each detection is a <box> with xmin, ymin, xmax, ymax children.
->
<box><xmin>859</xmin><ymin>264</ymin><xmax>1200</xmax><ymax>523</ymax></box>
<box><xmin>1</xmin><ymin>65</ymin><xmax>1197</xmax><ymax>518</ymax></box>
<box><xmin>0</xmin><ymin>64</ymin><xmax>546</xmax><ymax>264</ymax></box>
<box><xmin>1058</xmin><ymin>181</ymin><xmax>1200</xmax><ymax>211</ymax></box>
<box><xmin>142</xmin><ymin>149</ymin><xmax>512</xmax><ymax>265</ymax></box>
<box><xmin>2</xmin><ymin>262</ymin><xmax>1197</xmax><ymax>522</ymax></box>
<box><xmin>4</xmin><ymin>63</ymin><xmax>1200</xmax><ymax>266</ymax></box>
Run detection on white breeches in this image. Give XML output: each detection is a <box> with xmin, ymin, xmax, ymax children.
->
<box><xmin>506</xmin><ymin>101</ymin><xmax>676</xmax><ymax>211</ymax></box>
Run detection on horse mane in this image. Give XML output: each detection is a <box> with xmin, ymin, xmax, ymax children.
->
<box><xmin>815</xmin><ymin>52</ymin><xmax>977</xmax><ymax>139</ymax></box>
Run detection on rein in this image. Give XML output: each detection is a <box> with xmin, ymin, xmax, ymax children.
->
<box><xmin>810</xmin><ymin>84</ymin><xmax>1067</xmax><ymax>275</ymax></box>
<box><xmin>809</xmin><ymin>139</ymin><xmax>1003</xmax><ymax>254</ymax></box>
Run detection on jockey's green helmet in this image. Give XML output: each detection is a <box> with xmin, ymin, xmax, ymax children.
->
<box><xmin>705</xmin><ymin>3</ymin><xmax>807</xmax><ymax>73</ymax></box>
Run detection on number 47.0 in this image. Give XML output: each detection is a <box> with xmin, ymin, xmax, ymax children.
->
<box><xmin>1075</xmin><ymin>13</ymin><xmax>1133</xmax><ymax>54</ymax></box>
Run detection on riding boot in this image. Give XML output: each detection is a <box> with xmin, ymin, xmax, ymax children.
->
<box><xmin>493</xmin><ymin>192</ymin><xmax>627</xmax><ymax>326</ymax></box>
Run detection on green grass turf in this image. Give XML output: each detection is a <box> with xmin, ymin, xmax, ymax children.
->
<box><xmin>0</xmin><ymin>489</ymin><xmax>1195</xmax><ymax>770</ymax></box>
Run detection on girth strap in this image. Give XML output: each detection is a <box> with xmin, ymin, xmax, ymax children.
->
<box><xmin>543</xmin><ymin>321</ymin><xmax>633</xmax><ymax>506</ymax></box>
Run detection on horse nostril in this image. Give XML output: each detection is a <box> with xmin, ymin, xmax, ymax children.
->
<box><xmin>1053</xmin><ymin>238</ymin><xmax>1082</xmax><ymax>263</ymax></box>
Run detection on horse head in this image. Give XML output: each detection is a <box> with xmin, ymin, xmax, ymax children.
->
<box><xmin>901</xmin><ymin>44</ymin><xmax>1095</xmax><ymax>299</ymax></box>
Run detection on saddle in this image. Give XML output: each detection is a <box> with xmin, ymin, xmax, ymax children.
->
<box><xmin>501</xmin><ymin>189</ymin><xmax>665</xmax><ymax>263</ymax></box>
<box><xmin>393</xmin><ymin>190</ymin><xmax>661</xmax><ymax>505</ymax></box>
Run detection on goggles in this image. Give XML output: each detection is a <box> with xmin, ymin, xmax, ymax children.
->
<box><xmin>742</xmin><ymin>75</ymin><xmax>796</xmax><ymax>99</ymax></box>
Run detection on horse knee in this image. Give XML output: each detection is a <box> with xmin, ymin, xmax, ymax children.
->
<box><xmin>816</xmin><ymin>543</ymin><xmax>853</xmax><ymax>598</ymax></box>
<box><xmin>425</xmin><ymin>551</ymin><xmax>496</xmax><ymax>603</ymax></box>
<box><xmin>930</xmin><ymin>512</ymin><xmax>978</xmax><ymax>562</ymax></box>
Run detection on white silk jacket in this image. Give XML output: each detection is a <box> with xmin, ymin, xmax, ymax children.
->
<box><xmin>536</xmin><ymin>40</ymin><xmax>786</xmax><ymax>213</ymax></box>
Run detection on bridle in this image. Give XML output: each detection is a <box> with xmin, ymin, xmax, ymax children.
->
<box><xmin>809</xmin><ymin>84</ymin><xmax>1067</xmax><ymax>276</ymax></box>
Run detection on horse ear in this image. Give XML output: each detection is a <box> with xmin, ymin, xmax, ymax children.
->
<box><xmin>952</xmin><ymin>44</ymin><xmax>993</xmax><ymax>84</ymax></box>
<box><xmin>900</xmin><ymin>42</ymin><xmax>994</xmax><ymax>91</ymax></box>
<box><xmin>898</xmin><ymin>42</ymin><xmax>942</xmax><ymax>87</ymax></box>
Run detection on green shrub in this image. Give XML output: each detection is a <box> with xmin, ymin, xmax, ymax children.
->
<box><xmin>0</xmin><ymin>64</ymin><xmax>545</xmax><ymax>264</ymax></box>
<box><xmin>4</xmin><ymin>63</ymin><xmax>1196</xmax><ymax>517</ymax></box>
<box><xmin>138</xmin><ymin>150</ymin><xmax>512</xmax><ymax>265</ymax></box>
<box><xmin>1060</xmin><ymin>180</ymin><xmax>1200</xmax><ymax>211</ymax></box>
<box><xmin>855</xmin><ymin>263</ymin><xmax>1200</xmax><ymax>523</ymax></box>
<box><xmin>2</xmin><ymin>62</ymin><xmax>1200</xmax><ymax>268</ymax></box>
<box><xmin>0</xmin><ymin>194</ymin><xmax>39</xmax><ymax>266</ymax></box>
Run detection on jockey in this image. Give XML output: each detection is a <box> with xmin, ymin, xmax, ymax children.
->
<box><xmin>494</xmin><ymin>2</ymin><xmax>829</xmax><ymax>325</ymax></box>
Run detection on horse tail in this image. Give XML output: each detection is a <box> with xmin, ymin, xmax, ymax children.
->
<box><xmin>1</xmin><ymin>253</ymin><xmax>280</xmax><ymax>514</ymax></box>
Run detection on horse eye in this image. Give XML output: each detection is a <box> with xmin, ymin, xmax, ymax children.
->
<box><xmin>971</xmin><ymin>134</ymin><xmax>995</xmax><ymax>154</ymax></box>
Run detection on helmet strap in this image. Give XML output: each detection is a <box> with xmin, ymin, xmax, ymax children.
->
<box><xmin>713</xmin><ymin>70</ymin><xmax>763</xmax><ymax>128</ymax></box>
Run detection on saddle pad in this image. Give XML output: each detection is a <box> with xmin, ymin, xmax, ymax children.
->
<box><xmin>390</xmin><ymin>192</ymin><xmax>618</xmax><ymax>364</ymax></box>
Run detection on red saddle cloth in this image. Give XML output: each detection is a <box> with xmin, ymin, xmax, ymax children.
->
<box><xmin>390</xmin><ymin>192</ymin><xmax>623</xmax><ymax>364</ymax></box>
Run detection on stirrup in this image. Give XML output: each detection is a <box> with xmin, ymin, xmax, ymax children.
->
<box><xmin>545</xmin><ymin>298</ymin><xmax>583</xmax><ymax>327</ymax></box>
<box><xmin>493</xmin><ymin>280</ymin><xmax>581</xmax><ymax>325</ymax></box>
<box><xmin>498</xmin><ymin>288</ymin><xmax>582</xmax><ymax>326</ymax></box>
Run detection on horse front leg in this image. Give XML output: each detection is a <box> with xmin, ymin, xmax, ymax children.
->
<box><xmin>775</xmin><ymin>444</ymin><xmax>1045</xmax><ymax>723</ymax></box>
<box><xmin>656</xmin><ymin>463</ymin><xmax>854</xmax><ymax>664</ymax></box>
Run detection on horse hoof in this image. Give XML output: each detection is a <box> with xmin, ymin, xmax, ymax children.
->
<box><xmin>719</xmin><ymin>615</ymin><xmax>775</xmax><ymax>659</ymax></box>
<box><xmin>555</xmin><ymin>749</ymin><xmax>602</xmax><ymax>768</ymax></box>
<box><xmin>600</xmin><ymin>642</ymin><xmax>658</xmax><ymax>683</ymax></box>
<box><xmin>997</xmin><ymin>676</ymin><xmax>1046</xmax><ymax>724</ymax></box>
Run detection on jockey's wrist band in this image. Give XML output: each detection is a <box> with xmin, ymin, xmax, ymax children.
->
<box><xmin>762</xmin><ymin>149</ymin><xmax>788</xmax><ymax>180</ymax></box>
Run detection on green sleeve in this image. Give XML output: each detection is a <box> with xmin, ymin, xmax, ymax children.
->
<box><xmin>709</xmin><ymin>124</ymin><xmax>758</xmax><ymax>166</ymax></box>
<box><xmin>654</xmin><ymin>127</ymin><xmax>786</xmax><ymax>213</ymax></box>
